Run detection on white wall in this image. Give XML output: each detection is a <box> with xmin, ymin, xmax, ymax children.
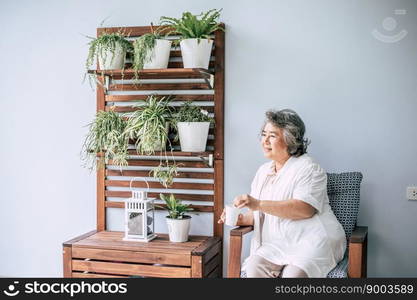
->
<box><xmin>1</xmin><ymin>0</ymin><xmax>416</xmax><ymax>277</ymax></box>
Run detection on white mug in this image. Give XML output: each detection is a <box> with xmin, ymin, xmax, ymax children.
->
<box><xmin>225</xmin><ymin>205</ymin><xmax>241</xmax><ymax>226</ymax></box>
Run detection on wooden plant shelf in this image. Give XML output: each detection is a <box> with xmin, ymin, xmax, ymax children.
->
<box><xmin>88</xmin><ymin>68</ymin><xmax>215</xmax><ymax>89</ymax></box>
<box><xmin>63</xmin><ymin>24</ymin><xmax>224</xmax><ymax>278</ymax></box>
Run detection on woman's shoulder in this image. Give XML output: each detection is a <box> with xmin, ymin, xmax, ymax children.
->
<box><xmin>292</xmin><ymin>154</ymin><xmax>326</xmax><ymax>175</ymax></box>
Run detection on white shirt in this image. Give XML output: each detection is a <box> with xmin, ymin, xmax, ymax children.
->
<box><xmin>242</xmin><ymin>154</ymin><xmax>346</xmax><ymax>278</ymax></box>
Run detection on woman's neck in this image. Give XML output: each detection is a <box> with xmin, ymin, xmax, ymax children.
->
<box><xmin>274</xmin><ymin>155</ymin><xmax>291</xmax><ymax>172</ymax></box>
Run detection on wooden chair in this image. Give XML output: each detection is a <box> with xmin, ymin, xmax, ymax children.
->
<box><xmin>227</xmin><ymin>172</ymin><xmax>368</xmax><ymax>278</ymax></box>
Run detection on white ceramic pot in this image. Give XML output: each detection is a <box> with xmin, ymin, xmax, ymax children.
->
<box><xmin>98</xmin><ymin>43</ymin><xmax>126</xmax><ymax>70</ymax></box>
<box><xmin>177</xmin><ymin>122</ymin><xmax>210</xmax><ymax>152</ymax></box>
<box><xmin>143</xmin><ymin>39</ymin><xmax>172</xmax><ymax>69</ymax></box>
<box><xmin>180</xmin><ymin>38</ymin><xmax>213</xmax><ymax>69</ymax></box>
<box><xmin>166</xmin><ymin>216</ymin><xmax>191</xmax><ymax>242</ymax></box>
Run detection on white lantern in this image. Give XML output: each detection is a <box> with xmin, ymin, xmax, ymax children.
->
<box><xmin>123</xmin><ymin>177</ymin><xmax>157</xmax><ymax>242</ymax></box>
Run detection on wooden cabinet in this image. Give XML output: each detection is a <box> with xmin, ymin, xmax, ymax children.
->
<box><xmin>63</xmin><ymin>231</ymin><xmax>221</xmax><ymax>278</ymax></box>
<box><xmin>63</xmin><ymin>25</ymin><xmax>225</xmax><ymax>278</ymax></box>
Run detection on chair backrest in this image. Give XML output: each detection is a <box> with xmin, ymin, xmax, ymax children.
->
<box><xmin>326</xmin><ymin>172</ymin><xmax>363</xmax><ymax>240</ymax></box>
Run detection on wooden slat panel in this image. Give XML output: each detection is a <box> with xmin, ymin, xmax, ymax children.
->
<box><xmin>106</xmin><ymin>94</ymin><xmax>214</xmax><ymax>102</ymax></box>
<box><xmin>97</xmin><ymin>25</ymin><xmax>174</xmax><ymax>37</ymax></box>
<box><xmin>168</xmin><ymin>61</ymin><xmax>215</xmax><ymax>69</ymax></box>
<box><xmin>91</xmin><ymin>68</ymin><xmax>214</xmax><ymax>80</ymax></box>
<box><xmin>105</xmin><ymin>201</ymin><xmax>214</xmax><ymax>212</ymax></box>
<box><xmin>207</xmin><ymin>266</ymin><xmax>221</xmax><ymax>278</ymax></box>
<box><xmin>124</xmin><ymin>150</ymin><xmax>215</xmax><ymax>157</ymax></box>
<box><xmin>213</xmin><ymin>159</ymin><xmax>224</xmax><ymax>238</ymax></box>
<box><xmin>214</xmin><ymin>26</ymin><xmax>225</xmax><ymax>160</ymax></box>
<box><xmin>204</xmin><ymin>254</ymin><xmax>221</xmax><ymax>277</ymax></box>
<box><xmin>97</xmin><ymin>74</ymin><xmax>106</xmax><ymax>231</ymax></box>
<box><xmin>72</xmin><ymin>272</ymin><xmax>128</xmax><ymax>278</ymax></box>
<box><xmin>72</xmin><ymin>247</ymin><xmax>190</xmax><ymax>266</ymax></box>
<box><xmin>109</xmin><ymin>160</ymin><xmax>209</xmax><ymax>168</ymax></box>
<box><xmin>73</xmin><ymin>231</ymin><xmax>207</xmax><ymax>254</ymax></box>
<box><xmin>63</xmin><ymin>246</ymin><xmax>72</xmax><ymax>278</ymax></box>
<box><xmin>63</xmin><ymin>230</ymin><xmax>98</xmax><ymax>246</ymax></box>
<box><xmin>170</xmin><ymin>50</ymin><xmax>215</xmax><ymax>57</ymax></box>
<box><xmin>105</xmin><ymin>191</ymin><xmax>214</xmax><ymax>202</ymax></box>
<box><xmin>105</xmin><ymin>106</ymin><xmax>214</xmax><ymax>113</ymax></box>
<box><xmin>191</xmin><ymin>256</ymin><xmax>203</xmax><ymax>278</ymax></box>
<box><xmin>105</xmin><ymin>180</ymin><xmax>213</xmax><ymax>190</ymax></box>
<box><xmin>192</xmin><ymin>236</ymin><xmax>222</xmax><ymax>256</ymax></box>
<box><xmin>109</xmin><ymin>83</ymin><xmax>211</xmax><ymax>91</ymax></box>
<box><xmin>227</xmin><ymin>235</ymin><xmax>243</xmax><ymax>278</ymax></box>
<box><xmin>203</xmin><ymin>241</ymin><xmax>222</xmax><ymax>264</ymax></box>
<box><xmin>72</xmin><ymin>260</ymin><xmax>191</xmax><ymax>278</ymax></box>
<box><xmin>106</xmin><ymin>169</ymin><xmax>214</xmax><ymax>179</ymax></box>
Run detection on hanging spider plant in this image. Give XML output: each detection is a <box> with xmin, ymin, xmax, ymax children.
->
<box><xmin>82</xmin><ymin>109</ymin><xmax>129</xmax><ymax>170</ymax></box>
<box><xmin>150</xmin><ymin>162</ymin><xmax>179</xmax><ymax>188</ymax></box>
<box><xmin>124</xmin><ymin>95</ymin><xmax>173</xmax><ymax>156</ymax></box>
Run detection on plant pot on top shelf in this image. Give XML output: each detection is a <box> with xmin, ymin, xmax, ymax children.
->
<box><xmin>159</xmin><ymin>193</ymin><xmax>193</xmax><ymax>242</ymax></box>
<box><xmin>160</xmin><ymin>9</ymin><xmax>224</xmax><ymax>69</ymax></box>
<box><xmin>173</xmin><ymin>101</ymin><xmax>214</xmax><ymax>152</ymax></box>
<box><xmin>86</xmin><ymin>31</ymin><xmax>133</xmax><ymax>71</ymax></box>
<box><xmin>133</xmin><ymin>25</ymin><xmax>172</xmax><ymax>72</ymax></box>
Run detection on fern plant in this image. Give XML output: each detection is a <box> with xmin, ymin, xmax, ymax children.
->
<box><xmin>124</xmin><ymin>95</ymin><xmax>172</xmax><ymax>155</ymax></box>
<box><xmin>82</xmin><ymin>109</ymin><xmax>129</xmax><ymax>170</ymax></box>
<box><xmin>159</xmin><ymin>193</ymin><xmax>193</xmax><ymax>219</ymax></box>
<box><xmin>160</xmin><ymin>9</ymin><xmax>223</xmax><ymax>42</ymax></box>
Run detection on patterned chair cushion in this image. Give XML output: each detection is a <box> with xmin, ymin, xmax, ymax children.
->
<box><xmin>327</xmin><ymin>254</ymin><xmax>349</xmax><ymax>278</ymax></box>
<box><xmin>326</xmin><ymin>172</ymin><xmax>363</xmax><ymax>240</ymax></box>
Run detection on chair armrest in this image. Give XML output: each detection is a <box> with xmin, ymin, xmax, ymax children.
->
<box><xmin>349</xmin><ymin>226</ymin><xmax>368</xmax><ymax>243</ymax></box>
<box><xmin>230</xmin><ymin>226</ymin><xmax>254</xmax><ymax>237</ymax></box>
<box><xmin>228</xmin><ymin>226</ymin><xmax>254</xmax><ymax>278</ymax></box>
<box><xmin>348</xmin><ymin>226</ymin><xmax>368</xmax><ymax>278</ymax></box>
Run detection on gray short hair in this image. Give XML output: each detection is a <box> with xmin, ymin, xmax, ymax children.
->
<box><xmin>262</xmin><ymin>109</ymin><xmax>310</xmax><ymax>157</ymax></box>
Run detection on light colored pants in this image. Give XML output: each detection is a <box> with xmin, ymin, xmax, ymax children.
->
<box><xmin>245</xmin><ymin>255</ymin><xmax>308</xmax><ymax>278</ymax></box>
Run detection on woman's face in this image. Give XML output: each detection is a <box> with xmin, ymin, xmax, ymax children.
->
<box><xmin>261</xmin><ymin>122</ymin><xmax>288</xmax><ymax>160</ymax></box>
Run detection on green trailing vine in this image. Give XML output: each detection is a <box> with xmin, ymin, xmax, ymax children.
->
<box><xmin>84</xmin><ymin>30</ymin><xmax>133</xmax><ymax>87</ymax></box>
<box><xmin>150</xmin><ymin>162</ymin><xmax>179</xmax><ymax>188</ymax></box>
<box><xmin>82</xmin><ymin>109</ymin><xmax>129</xmax><ymax>170</ymax></box>
<box><xmin>132</xmin><ymin>23</ymin><xmax>166</xmax><ymax>75</ymax></box>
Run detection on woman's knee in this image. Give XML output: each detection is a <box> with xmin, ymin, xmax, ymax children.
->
<box><xmin>245</xmin><ymin>255</ymin><xmax>282</xmax><ymax>278</ymax></box>
<box><xmin>280</xmin><ymin>265</ymin><xmax>308</xmax><ymax>278</ymax></box>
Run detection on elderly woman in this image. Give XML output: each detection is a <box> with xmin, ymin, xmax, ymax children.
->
<box><xmin>219</xmin><ymin>109</ymin><xmax>346</xmax><ymax>278</ymax></box>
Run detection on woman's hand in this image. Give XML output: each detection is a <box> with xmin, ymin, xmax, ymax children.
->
<box><xmin>234</xmin><ymin>194</ymin><xmax>260</xmax><ymax>210</ymax></box>
<box><xmin>217</xmin><ymin>208</ymin><xmax>226</xmax><ymax>224</ymax></box>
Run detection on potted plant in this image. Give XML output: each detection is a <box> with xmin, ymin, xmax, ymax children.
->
<box><xmin>160</xmin><ymin>9</ymin><xmax>223</xmax><ymax>69</ymax></box>
<box><xmin>86</xmin><ymin>31</ymin><xmax>133</xmax><ymax>71</ymax></box>
<box><xmin>159</xmin><ymin>193</ymin><xmax>193</xmax><ymax>242</ymax></box>
<box><xmin>82</xmin><ymin>109</ymin><xmax>129</xmax><ymax>170</ymax></box>
<box><xmin>132</xmin><ymin>23</ymin><xmax>172</xmax><ymax>72</ymax></box>
<box><xmin>172</xmin><ymin>101</ymin><xmax>214</xmax><ymax>152</ymax></box>
<box><xmin>124</xmin><ymin>95</ymin><xmax>172</xmax><ymax>155</ymax></box>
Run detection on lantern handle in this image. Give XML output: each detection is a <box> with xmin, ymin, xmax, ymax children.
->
<box><xmin>129</xmin><ymin>176</ymin><xmax>150</xmax><ymax>192</ymax></box>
